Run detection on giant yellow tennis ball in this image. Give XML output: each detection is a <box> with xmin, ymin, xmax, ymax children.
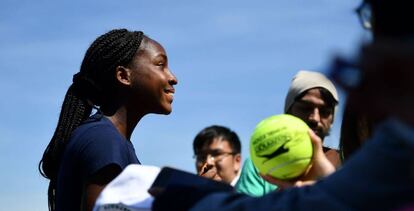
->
<box><xmin>250</xmin><ymin>114</ymin><xmax>313</xmax><ymax>180</ymax></box>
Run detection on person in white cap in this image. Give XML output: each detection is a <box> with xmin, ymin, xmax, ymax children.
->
<box><xmin>235</xmin><ymin>70</ymin><xmax>340</xmax><ymax>197</ymax></box>
<box><xmin>284</xmin><ymin>70</ymin><xmax>340</xmax><ymax>167</ymax></box>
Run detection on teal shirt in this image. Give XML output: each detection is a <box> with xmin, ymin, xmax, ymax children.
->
<box><xmin>235</xmin><ymin>157</ymin><xmax>277</xmax><ymax>197</ymax></box>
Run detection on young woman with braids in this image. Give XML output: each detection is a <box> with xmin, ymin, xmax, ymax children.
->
<box><xmin>39</xmin><ymin>29</ymin><xmax>178</xmax><ymax>211</ymax></box>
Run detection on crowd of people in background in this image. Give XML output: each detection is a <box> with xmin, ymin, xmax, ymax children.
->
<box><xmin>39</xmin><ymin>0</ymin><xmax>414</xmax><ymax>210</ymax></box>
<box><xmin>153</xmin><ymin>0</ymin><xmax>414</xmax><ymax>210</ymax></box>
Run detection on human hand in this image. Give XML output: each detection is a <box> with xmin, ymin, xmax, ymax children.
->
<box><xmin>198</xmin><ymin>163</ymin><xmax>221</xmax><ymax>181</ymax></box>
<box><xmin>261</xmin><ymin>130</ymin><xmax>335</xmax><ymax>190</ymax></box>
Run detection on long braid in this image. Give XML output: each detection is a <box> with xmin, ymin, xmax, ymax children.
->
<box><xmin>39</xmin><ymin>29</ymin><xmax>144</xmax><ymax>211</ymax></box>
<box><xmin>40</xmin><ymin>85</ymin><xmax>92</xmax><ymax>210</ymax></box>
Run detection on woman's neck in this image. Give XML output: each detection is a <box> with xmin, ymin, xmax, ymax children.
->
<box><xmin>105</xmin><ymin>107</ymin><xmax>145</xmax><ymax>140</ymax></box>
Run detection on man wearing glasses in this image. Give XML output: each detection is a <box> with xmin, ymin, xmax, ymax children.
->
<box><xmin>153</xmin><ymin>1</ymin><xmax>414</xmax><ymax>210</ymax></box>
<box><xmin>193</xmin><ymin>125</ymin><xmax>242</xmax><ymax>186</ymax></box>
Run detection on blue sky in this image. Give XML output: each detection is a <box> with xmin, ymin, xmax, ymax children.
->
<box><xmin>0</xmin><ymin>0</ymin><xmax>366</xmax><ymax>210</ymax></box>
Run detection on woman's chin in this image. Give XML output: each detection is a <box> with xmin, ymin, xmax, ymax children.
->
<box><xmin>156</xmin><ymin>105</ymin><xmax>172</xmax><ymax>115</ymax></box>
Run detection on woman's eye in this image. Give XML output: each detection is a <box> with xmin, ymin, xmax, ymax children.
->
<box><xmin>157</xmin><ymin>62</ymin><xmax>165</xmax><ymax>67</ymax></box>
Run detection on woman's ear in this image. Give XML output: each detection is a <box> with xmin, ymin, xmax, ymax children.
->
<box><xmin>115</xmin><ymin>66</ymin><xmax>132</xmax><ymax>86</ymax></box>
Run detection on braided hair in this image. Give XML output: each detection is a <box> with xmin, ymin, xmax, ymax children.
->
<box><xmin>39</xmin><ymin>29</ymin><xmax>145</xmax><ymax>211</ymax></box>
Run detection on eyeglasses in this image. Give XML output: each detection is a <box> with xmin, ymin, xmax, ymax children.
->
<box><xmin>355</xmin><ymin>1</ymin><xmax>372</xmax><ymax>30</ymax></box>
<box><xmin>193</xmin><ymin>150</ymin><xmax>236</xmax><ymax>163</ymax></box>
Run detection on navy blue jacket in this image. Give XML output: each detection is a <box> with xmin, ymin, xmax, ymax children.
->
<box><xmin>154</xmin><ymin>119</ymin><xmax>414</xmax><ymax>211</ymax></box>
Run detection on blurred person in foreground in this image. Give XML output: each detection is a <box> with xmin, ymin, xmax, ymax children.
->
<box><xmin>153</xmin><ymin>36</ymin><xmax>414</xmax><ymax>211</ymax></box>
<box><xmin>340</xmin><ymin>0</ymin><xmax>414</xmax><ymax>161</ymax></box>
<box><xmin>152</xmin><ymin>0</ymin><xmax>414</xmax><ymax>209</ymax></box>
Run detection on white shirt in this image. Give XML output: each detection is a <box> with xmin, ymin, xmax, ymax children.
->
<box><xmin>93</xmin><ymin>164</ymin><xmax>160</xmax><ymax>211</ymax></box>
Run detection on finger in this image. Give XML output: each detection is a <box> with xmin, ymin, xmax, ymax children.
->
<box><xmin>294</xmin><ymin>180</ymin><xmax>316</xmax><ymax>187</ymax></box>
<box><xmin>308</xmin><ymin>129</ymin><xmax>323</xmax><ymax>157</ymax></box>
<box><xmin>198</xmin><ymin>162</ymin><xmax>207</xmax><ymax>175</ymax></box>
<box><xmin>261</xmin><ymin>174</ymin><xmax>294</xmax><ymax>189</ymax></box>
<box><xmin>201</xmin><ymin>167</ymin><xmax>216</xmax><ymax>178</ymax></box>
<box><xmin>199</xmin><ymin>163</ymin><xmax>212</xmax><ymax>175</ymax></box>
<box><xmin>304</xmin><ymin>130</ymin><xmax>336</xmax><ymax>179</ymax></box>
<box><xmin>200</xmin><ymin>163</ymin><xmax>213</xmax><ymax>176</ymax></box>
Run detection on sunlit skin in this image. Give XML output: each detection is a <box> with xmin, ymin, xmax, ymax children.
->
<box><xmin>196</xmin><ymin>139</ymin><xmax>241</xmax><ymax>184</ymax></box>
<box><xmin>126</xmin><ymin>37</ymin><xmax>178</xmax><ymax>116</ymax></box>
<box><xmin>107</xmin><ymin>38</ymin><xmax>178</xmax><ymax>140</ymax></box>
<box><xmin>288</xmin><ymin>88</ymin><xmax>334</xmax><ymax>141</ymax></box>
<box><xmin>83</xmin><ymin>37</ymin><xmax>178</xmax><ymax>211</ymax></box>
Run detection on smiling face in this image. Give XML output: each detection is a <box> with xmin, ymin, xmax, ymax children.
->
<box><xmin>125</xmin><ymin>37</ymin><xmax>178</xmax><ymax>115</ymax></box>
<box><xmin>195</xmin><ymin>138</ymin><xmax>241</xmax><ymax>184</ymax></box>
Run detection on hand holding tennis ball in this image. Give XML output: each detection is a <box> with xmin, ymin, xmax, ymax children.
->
<box><xmin>260</xmin><ymin>129</ymin><xmax>336</xmax><ymax>190</ymax></box>
<box><xmin>250</xmin><ymin>114</ymin><xmax>313</xmax><ymax>180</ymax></box>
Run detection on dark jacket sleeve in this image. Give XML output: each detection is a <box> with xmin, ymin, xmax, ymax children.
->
<box><xmin>154</xmin><ymin>119</ymin><xmax>414</xmax><ymax>211</ymax></box>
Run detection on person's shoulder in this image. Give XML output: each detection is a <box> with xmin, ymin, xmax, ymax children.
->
<box><xmin>71</xmin><ymin>114</ymin><xmax>125</xmax><ymax>147</ymax></box>
<box><xmin>78</xmin><ymin>113</ymin><xmax>113</xmax><ymax>129</ymax></box>
<box><xmin>79</xmin><ymin>114</ymin><xmax>118</xmax><ymax>134</ymax></box>
<box><xmin>242</xmin><ymin>157</ymin><xmax>259</xmax><ymax>173</ymax></box>
<box><xmin>236</xmin><ymin>157</ymin><xmax>278</xmax><ymax>196</ymax></box>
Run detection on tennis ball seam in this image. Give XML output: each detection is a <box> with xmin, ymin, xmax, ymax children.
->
<box><xmin>266</xmin><ymin>156</ymin><xmax>311</xmax><ymax>176</ymax></box>
<box><xmin>250</xmin><ymin>114</ymin><xmax>313</xmax><ymax>180</ymax></box>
